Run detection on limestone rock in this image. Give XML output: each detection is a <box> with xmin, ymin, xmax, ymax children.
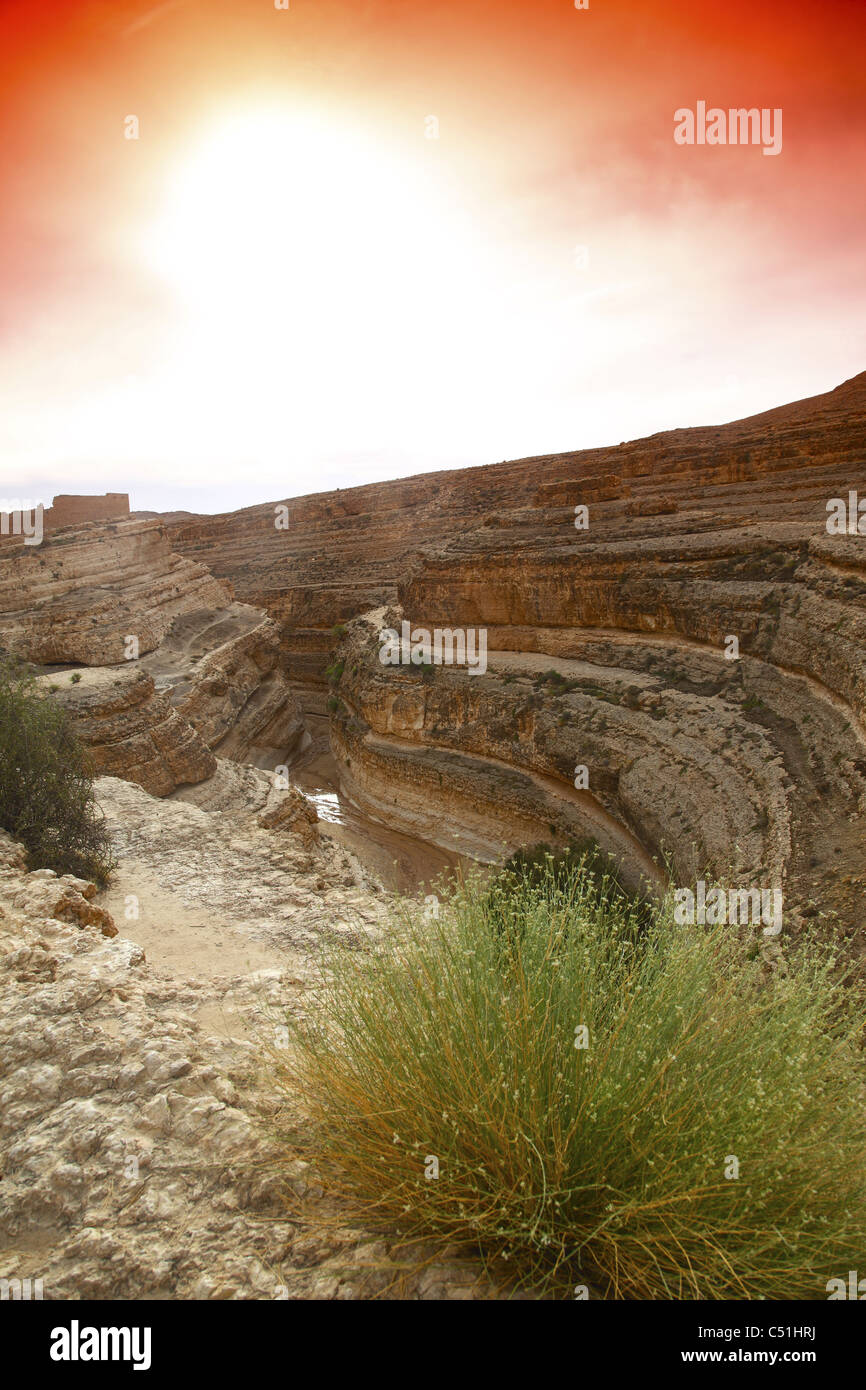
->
<box><xmin>0</xmin><ymin>791</ymin><xmax>503</xmax><ymax>1300</ymax></box>
<box><xmin>46</xmin><ymin>667</ymin><xmax>217</xmax><ymax>796</ymax></box>
<box><xmin>165</xmin><ymin>370</ymin><xmax>866</xmax><ymax>931</ymax></box>
<box><xmin>257</xmin><ymin>786</ymin><xmax>319</xmax><ymax>842</ymax></box>
<box><xmin>0</xmin><ymin>518</ymin><xmax>229</xmax><ymax>666</ymax></box>
<box><xmin>2</xmin><ymin>522</ymin><xmax>307</xmax><ymax>798</ymax></box>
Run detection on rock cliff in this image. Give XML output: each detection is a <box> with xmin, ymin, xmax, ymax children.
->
<box><xmin>0</xmin><ymin>518</ymin><xmax>227</xmax><ymax>667</ymax></box>
<box><xmin>167</xmin><ymin>372</ymin><xmax>866</xmax><ymax>929</ymax></box>
<box><xmin>0</xmin><ymin>519</ymin><xmax>306</xmax><ymax>796</ymax></box>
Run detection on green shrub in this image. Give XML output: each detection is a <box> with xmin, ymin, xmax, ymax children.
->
<box><xmin>277</xmin><ymin>857</ymin><xmax>866</xmax><ymax>1299</ymax></box>
<box><xmin>325</xmin><ymin>659</ymin><xmax>344</xmax><ymax>686</ymax></box>
<box><xmin>534</xmin><ymin>670</ymin><xmax>582</xmax><ymax>695</ymax></box>
<box><xmin>0</xmin><ymin>658</ymin><xmax>115</xmax><ymax>884</ymax></box>
<box><xmin>492</xmin><ymin>841</ymin><xmax>653</xmax><ymax>932</ymax></box>
<box><xmin>70</xmin><ymin>670</ymin><xmax>82</xmax><ymax>684</ymax></box>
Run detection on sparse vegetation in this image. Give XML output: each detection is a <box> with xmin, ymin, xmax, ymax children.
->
<box><xmin>534</xmin><ymin>669</ymin><xmax>584</xmax><ymax>695</ymax></box>
<box><xmin>278</xmin><ymin>853</ymin><xmax>866</xmax><ymax>1299</ymax></box>
<box><xmin>0</xmin><ymin>657</ymin><xmax>114</xmax><ymax>884</ymax></box>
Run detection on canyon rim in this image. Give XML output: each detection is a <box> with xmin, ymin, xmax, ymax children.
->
<box><xmin>2</xmin><ymin>370</ymin><xmax>865</xmax><ymax>1308</ymax></box>
<box><xmin>1</xmin><ymin>0</ymin><xmax>865</xmax><ymax>1354</ymax></box>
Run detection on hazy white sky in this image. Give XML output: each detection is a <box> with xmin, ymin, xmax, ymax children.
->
<box><xmin>1</xmin><ymin>0</ymin><xmax>864</xmax><ymax>514</ymax></box>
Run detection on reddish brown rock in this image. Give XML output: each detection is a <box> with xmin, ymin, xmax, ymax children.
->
<box><xmin>52</xmin><ymin>887</ymin><xmax>118</xmax><ymax>938</ymax></box>
<box><xmin>44</xmin><ymin>667</ymin><xmax>217</xmax><ymax>797</ymax></box>
<box><xmin>0</xmin><ymin>518</ymin><xmax>229</xmax><ymax>666</ymax></box>
<box><xmin>164</xmin><ymin>371</ymin><xmax>866</xmax><ymax>931</ymax></box>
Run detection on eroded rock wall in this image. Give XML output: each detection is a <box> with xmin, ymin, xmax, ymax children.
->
<box><xmin>1</xmin><ymin>520</ymin><xmax>308</xmax><ymax>796</ymax></box>
<box><xmin>0</xmin><ymin>518</ymin><xmax>229</xmax><ymax>666</ymax></box>
<box><xmin>43</xmin><ymin>668</ymin><xmax>218</xmax><ymax>797</ymax></box>
<box><xmin>166</xmin><ymin>370</ymin><xmax>866</xmax><ymax>716</ymax></box>
<box><xmin>167</xmin><ymin>371</ymin><xmax>866</xmax><ymax>927</ymax></box>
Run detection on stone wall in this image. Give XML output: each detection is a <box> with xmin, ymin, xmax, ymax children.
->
<box><xmin>44</xmin><ymin>494</ymin><xmax>130</xmax><ymax>532</ymax></box>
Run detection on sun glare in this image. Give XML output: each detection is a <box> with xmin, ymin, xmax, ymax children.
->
<box><xmin>147</xmin><ymin>108</ymin><xmax>448</xmax><ymax>302</ymax></box>
<box><xmin>137</xmin><ymin>105</ymin><xmax>518</xmax><ymax>475</ymax></box>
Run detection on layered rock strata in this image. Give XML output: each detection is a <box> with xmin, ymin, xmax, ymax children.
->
<box><xmin>42</xmin><ymin>667</ymin><xmax>217</xmax><ymax>797</ymax></box>
<box><xmin>167</xmin><ymin>371</ymin><xmax>866</xmax><ymax>716</ymax></box>
<box><xmin>1</xmin><ymin>520</ymin><xmax>306</xmax><ymax>795</ymax></box>
<box><xmin>0</xmin><ymin>518</ymin><xmax>228</xmax><ymax>666</ymax></box>
<box><xmin>167</xmin><ymin>372</ymin><xmax>866</xmax><ymax>928</ymax></box>
<box><xmin>138</xmin><ymin>603</ymin><xmax>307</xmax><ymax>768</ymax></box>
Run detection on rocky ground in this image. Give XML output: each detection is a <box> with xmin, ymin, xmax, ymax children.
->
<box><xmin>2</xmin><ymin>371</ymin><xmax>864</xmax><ymax>1299</ymax></box>
<box><xmin>0</xmin><ymin>774</ymin><xmax>501</xmax><ymax>1300</ymax></box>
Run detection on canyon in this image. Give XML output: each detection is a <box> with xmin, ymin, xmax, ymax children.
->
<box><xmin>1</xmin><ymin>370</ymin><xmax>865</xmax><ymax>1299</ymax></box>
<box><xmin>166</xmin><ymin>369</ymin><xmax>866</xmax><ymax>931</ymax></box>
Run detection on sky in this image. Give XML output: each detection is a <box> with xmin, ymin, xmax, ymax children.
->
<box><xmin>1</xmin><ymin>0</ymin><xmax>864</xmax><ymax>515</ymax></box>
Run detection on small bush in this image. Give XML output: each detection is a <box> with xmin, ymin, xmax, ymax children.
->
<box><xmin>325</xmin><ymin>660</ymin><xmax>344</xmax><ymax>686</ymax></box>
<box><xmin>493</xmin><ymin>841</ymin><xmax>652</xmax><ymax>930</ymax></box>
<box><xmin>70</xmin><ymin>671</ymin><xmax>82</xmax><ymax>684</ymax></box>
<box><xmin>534</xmin><ymin>670</ymin><xmax>582</xmax><ymax>695</ymax></box>
<box><xmin>278</xmin><ymin>857</ymin><xmax>866</xmax><ymax>1298</ymax></box>
<box><xmin>0</xmin><ymin>658</ymin><xmax>114</xmax><ymax>884</ymax></box>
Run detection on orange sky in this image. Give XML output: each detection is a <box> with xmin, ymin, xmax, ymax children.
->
<box><xmin>1</xmin><ymin>0</ymin><xmax>864</xmax><ymax>513</ymax></box>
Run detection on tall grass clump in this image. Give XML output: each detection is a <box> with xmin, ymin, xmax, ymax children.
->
<box><xmin>0</xmin><ymin>656</ymin><xmax>115</xmax><ymax>884</ymax></box>
<box><xmin>277</xmin><ymin>851</ymin><xmax>866</xmax><ymax>1298</ymax></box>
